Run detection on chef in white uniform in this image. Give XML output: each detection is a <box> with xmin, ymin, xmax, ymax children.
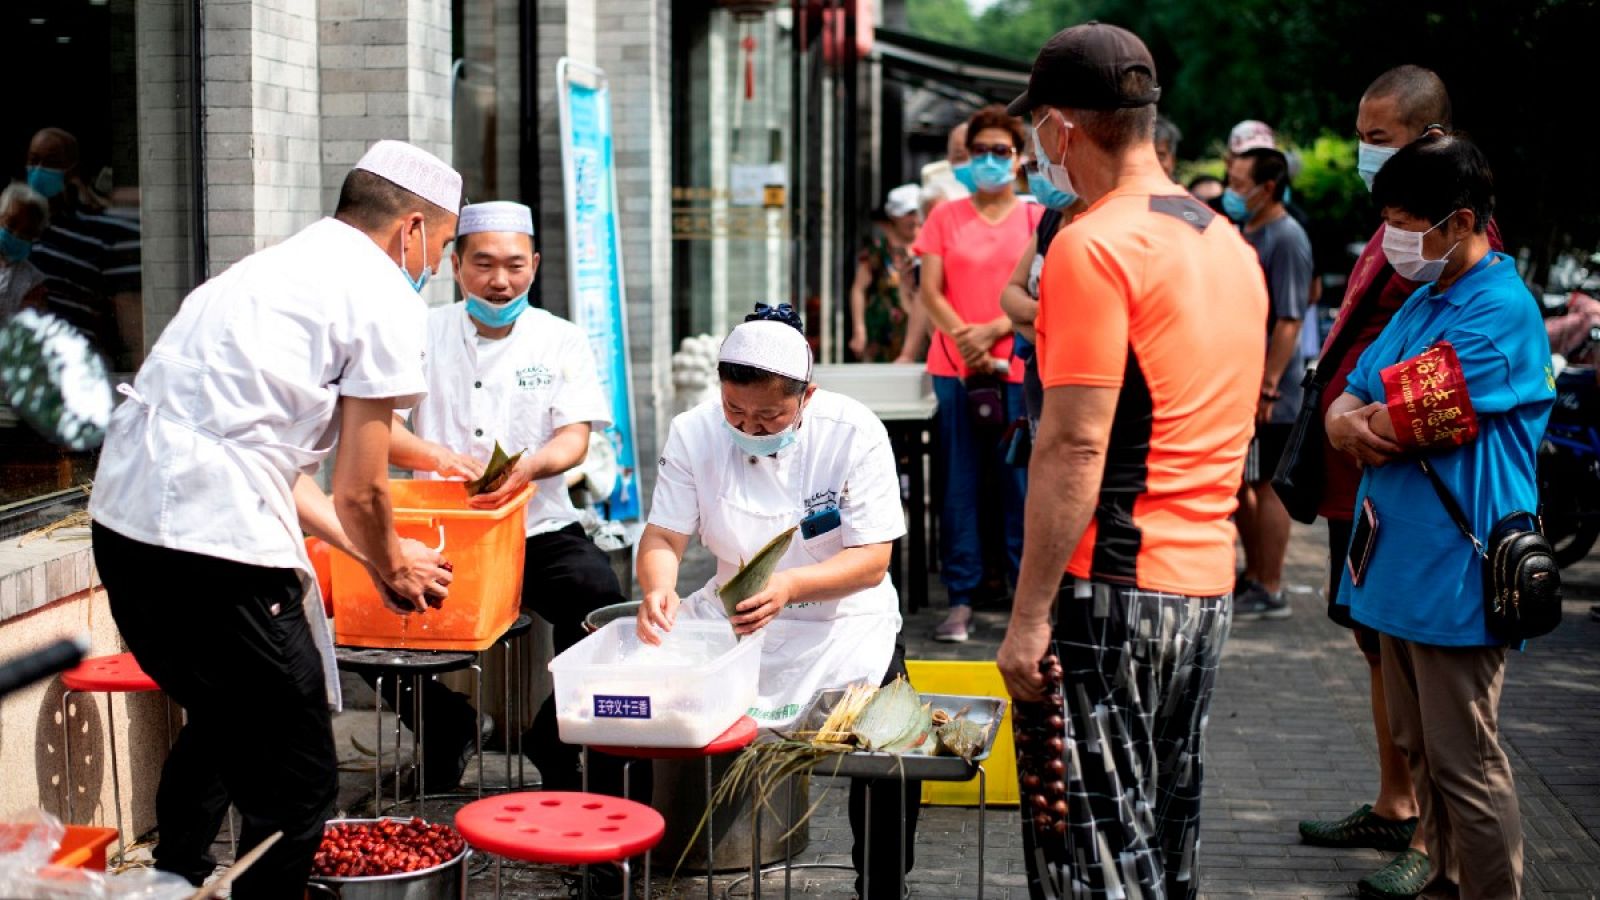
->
<box><xmin>635</xmin><ymin>305</ymin><xmax>919</xmax><ymax>899</ymax></box>
<box><xmin>386</xmin><ymin>200</ymin><xmax>630</xmax><ymax>794</ymax></box>
<box><xmin>88</xmin><ymin>141</ymin><xmax>460</xmax><ymax>898</ymax></box>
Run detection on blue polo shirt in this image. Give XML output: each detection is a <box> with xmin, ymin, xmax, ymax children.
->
<box><xmin>1336</xmin><ymin>252</ymin><xmax>1554</xmax><ymax>647</ymax></box>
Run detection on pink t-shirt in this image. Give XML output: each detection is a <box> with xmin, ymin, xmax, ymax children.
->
<box><xmin>912</xmin><ymin>197</ymin><xmax>1043</xmax><ymax>382</ymax></box>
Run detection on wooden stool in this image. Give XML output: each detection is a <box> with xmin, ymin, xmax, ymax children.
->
<box><xmin>456</xmin><ymin>791</ymin><xmax>665</xmax><ymax>898</ymax></box>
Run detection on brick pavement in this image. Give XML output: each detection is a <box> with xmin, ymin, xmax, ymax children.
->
<box><xmin>284</xmin><ymin>519</ymin><xmax>1600</xmax><ymax>897</ymax></box>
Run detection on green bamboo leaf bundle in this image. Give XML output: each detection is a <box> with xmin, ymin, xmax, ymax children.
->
<box><xmin>716</xmin><ymin>526</ymin><xmax>797</xmax><ymax>619</ymax></box>
<box><xmin>465</xmin><ymin>441</ymin><xmax>524</xmax><ymax>496</ymax></box>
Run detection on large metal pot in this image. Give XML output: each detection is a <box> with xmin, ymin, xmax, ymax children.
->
<box><xmin>583</xmin><ymin>600</ymin><xmax>642</xmax><ymax>633</ymax></box>
<box><xmin>306</xmin><ymin>818</ymin><xmax>470</xmax><ymax>900</ymax></box>
<box><xmin>651</xmin><ymin>756</ymin><xmax>810</xmax><ymax>871</ymax></box>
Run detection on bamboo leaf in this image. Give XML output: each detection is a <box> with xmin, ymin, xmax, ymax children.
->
<box><xmin>716</xmin><ymin>526</ymin><xmax>798</xmax><ymax>618</ymax></box>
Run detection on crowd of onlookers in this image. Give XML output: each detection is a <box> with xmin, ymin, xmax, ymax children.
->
<box><xmin>851</xmin><ymin>32</ymin><xmax>1553</xmax><ymax>899</ymax></box>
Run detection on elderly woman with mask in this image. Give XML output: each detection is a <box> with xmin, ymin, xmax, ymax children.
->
<box><xmin>1326</xmin><ymin>135</ymin><xmax>1553</xmax><ymax>899</ymax></box>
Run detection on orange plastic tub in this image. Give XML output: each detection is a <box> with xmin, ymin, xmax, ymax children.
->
<box><xmin>330</xmin><ymin>480</ymin><xmax>533</xmax><ymax>651</ymax></box>
<box><xmin>50</xmin><ymin>825</ymin><xmax>117</xmax><ymax>870</ymax></box>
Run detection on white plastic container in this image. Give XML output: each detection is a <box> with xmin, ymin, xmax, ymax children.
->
<box><xmin>549</xmin><ymin>619</ymin><xmax>765</xmax><ymax>748</ymax></box>
<box><xmin>811</xmin><ymin>363</ymin><xmax>935</xmax><ymax>420</ymax></box>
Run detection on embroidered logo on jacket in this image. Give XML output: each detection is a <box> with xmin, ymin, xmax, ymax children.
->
<box><xmin>517</xmin><ymin>366</ymin><xmax>553</xmax><ymax>389</ymax></box>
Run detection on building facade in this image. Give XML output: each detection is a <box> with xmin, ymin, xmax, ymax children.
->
<box><xmin>0</xmin><ymin>0</ymin><xmax>682</xmax><ymax>843</ymax></box>
<box><xmin>0</xmin><ymin>0</ymin><xmax>914</xmax><ymax>841</ymax></box>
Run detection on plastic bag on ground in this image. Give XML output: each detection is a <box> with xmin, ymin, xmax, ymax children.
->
<box><xmin>0</xmin><ymin>807</ymin><xmax>191</xmax><ymax>899</ymax></box>
<box><xmin>0</xmin><ymin>807</ymin><xmax>67</xmax><ymax>871</ymax></box>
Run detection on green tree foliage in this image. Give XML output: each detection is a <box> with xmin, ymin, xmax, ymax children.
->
<box><xmin>903</xmin><ymin>0</ymin><xmax>1600</xmax><ymax>279</ymax></box>
<box><xmin>905</xmin><ymin>0</ymin><xmax>976</xmax><ymax>43</ymax></box>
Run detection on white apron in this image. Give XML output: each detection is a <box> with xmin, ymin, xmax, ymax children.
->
<box><xmin>113</xmin><ymin>380</ymin><xmax>343</xmax><ymax>708</ymax></box>
<box><xmin>679</xmin><ymin>477</ymin><xmax>898</xmax><ymax>730</ymax></box>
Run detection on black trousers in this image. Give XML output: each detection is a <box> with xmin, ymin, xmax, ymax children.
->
<box><xmin>365</xmin><ymin>524</ymin><xmax>630</xmax><ymax>791</ymax></box>
<box><xmin>91</xmin><ymin>522</ymin><xmax>338</xmax><ymax>899</ymax></box>
<box><xmin>848</xmin><ymin>644</ymin><xmax>922</xmax><ymax>899</ymax></box>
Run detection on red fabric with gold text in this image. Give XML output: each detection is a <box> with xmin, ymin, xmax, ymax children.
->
<box><xmin>1379</xmin><ymin>341</ymin><xmax>1479</xmax><ymax>450</ymax></box>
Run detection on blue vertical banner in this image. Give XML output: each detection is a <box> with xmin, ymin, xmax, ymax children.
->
<box><xmin>558</xmin><ymin>59</ymin><xmax>641</xmax><ymax>520</ymax></box>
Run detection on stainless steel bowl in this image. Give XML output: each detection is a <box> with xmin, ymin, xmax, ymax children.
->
<box><xmin>306</xmin><ymin>817</ymin><xmax>470</xmax><ymax>900</ymax></box>
<box><xmin>583</xmin><ymin>600</ymin><xmax>642</xmax><ymax>633</ymax></box>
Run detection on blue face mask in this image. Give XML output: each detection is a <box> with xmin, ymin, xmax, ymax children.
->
<box><xmin>1357</xmin><ymin>142</ymin><xmax>1400</xmax><ymax>192</ymax></box>
<box><xmin>0</xmin><ymin>227</ymin><xmax>32</xmax><ymax>263</ymax></box>
<box><xmin>400</xmin><ymin>219</ymin><xmax>430</xmax><ymax>293</ymax></box>
<box><xmin>970</xmin><ymin>154</ymin><xmax>1015</xmax><ymax>193</ymax></box>
<box><xmin>26</xmin><ymin>166</ymin><xmax>65</xmax><ymax>199</ymax></box>
<box><xmin>466</xmin><ymin>291</ymin><xmax>529</xmax><ymax>328</ymax></box>
<box><xmin>1026</xmin><ymin>169</ymin><xmax>1076</xmax><ymax>210</ymax></box>
<box><xmin>951</xmin><ymin>162</ymin><xmax>978</xmax><ymax>194</ymax></box>
<box><xmin>723</xmin><ymin>415</ymin><xmax>801</xmax><ymax>458</ymax></box>
<box><xmin>1220</xmin><ymin>188</ymin><xmax>1252</xmax><ymax>224</ymax></box>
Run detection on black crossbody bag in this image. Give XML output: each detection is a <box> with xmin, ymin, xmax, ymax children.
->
<box><xmin>1418</xmin><ymin>457</ymin><xmax>1563</xmax><ymax>641</ymax></box>
<box><xmin>1272</xmin><ymin>274</ymin><xmax>1392</xmax><ymax>524</ymax></box>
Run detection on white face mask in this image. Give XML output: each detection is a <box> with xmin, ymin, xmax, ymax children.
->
<box><xmin>1381</xmin><ymin>214</ymin><xmax>1460</xmax><ymax>283</ymax></box>
<box><xmin>1031</xmin><ymin>112</ymin><xmax>1076</xmax><ymax>200</ymax></box>
<box><xmin>1357</xmin><ymin>142</ymin><xmax>1400</xmax><ymax>192</ymax></box>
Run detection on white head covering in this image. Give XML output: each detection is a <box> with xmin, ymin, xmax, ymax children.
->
<box><xmin>353</xmin><ymin>140</ymin><xmax>463</xmax><ymax>214</ymax></box>
<box><xmin>458</xmin><ymin>201</ymin><xmax>535</xmax><ymax>237</ymax></box>
<box><xmin>719</xmin><ymin>320</ymin><xmax>812</xmax><ymax>383</ymax></box>
<box><xmin>884</xmin><ymin>183</ymin><xmax>921</xmax><ymax>218</ymax></box>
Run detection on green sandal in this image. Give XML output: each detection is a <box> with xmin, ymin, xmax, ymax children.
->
<box><xmin>1358</xmin><ymin>849</ymin><xmax>1431</xmax><ymax>900</ymax></box>
<box><xmin>1298</xmin><ymin>803</ymin><xmax>1418</xmax><ymax>851</ymax></box>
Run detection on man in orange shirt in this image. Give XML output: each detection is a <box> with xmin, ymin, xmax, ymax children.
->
<box><xmin>998</xmin><ymin>22</ymin><xmax>1268</xmax><ymax>900</ymax></box>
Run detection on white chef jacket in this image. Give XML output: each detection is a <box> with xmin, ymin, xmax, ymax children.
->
<box><xmin>90</xmin><ymin>217</ymin><xmax>430</xmax><ymax>706</ymax></box>
<box><xmin>648</xmin><ymin>389</ymin><xmax>905</xmax><ymax>728</ymax></box>
<box><xmin>409</xmin><ymin>303</ymin><xmax>612</xmax><ymax>536</ymax></box>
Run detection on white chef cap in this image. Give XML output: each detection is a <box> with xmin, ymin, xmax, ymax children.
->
<box><xmin>458</xmin><ymin>201</ymin><xmax>535</xmax><ymax>237</ymax></box>
<box><xmin>719</xmin><ymin>320</ymin><xmax>813</xmax><ymax>383</ymax></box>
<box><xmin>353</xmin><ymin>140</ymin><xmax>463</xmax><ymax>214</ymax></box>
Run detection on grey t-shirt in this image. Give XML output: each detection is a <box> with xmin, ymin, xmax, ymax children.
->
<box><xmin>1244</xmin><ymin>214</ymin><xmax>1314</xmax><ymax>423</ymax></box>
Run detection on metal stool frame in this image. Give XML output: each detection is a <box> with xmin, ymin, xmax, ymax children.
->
<box><xmin>60</xmin><ymin>689</ymin><xmax>129</xmax><ymax>865</ymax></box>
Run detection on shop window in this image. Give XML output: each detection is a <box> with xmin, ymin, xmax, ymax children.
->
<box><xmin>452</xmin><ymin>0</ymin><xmax>527</xmax><ymax>211</ymax></box>
<box><xmin>672</xmin><ymin>5</ymin><xmax>796</xmax><ymax>342</ymax></box>
<box><xmin>0</xmin><ymin>0</ymin><xmax>199</xmax><ymax>534</ymax></box>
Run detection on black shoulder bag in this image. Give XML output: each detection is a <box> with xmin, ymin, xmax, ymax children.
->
<box><xmin>1272</xmin><ymin>278</ymin><xmax>1390</xmax><ymax>524</ymax></box>
<box><xmin>1418</xmin><ymin>457</ymin><xmax>1563</xmax><ymax>641</ymax></box>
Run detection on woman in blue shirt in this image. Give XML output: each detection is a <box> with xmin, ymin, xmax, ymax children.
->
<box><xmin>1325</xmin><ymin>135</ymin><xmax>1549</xmax><ymax>900</ymax></box>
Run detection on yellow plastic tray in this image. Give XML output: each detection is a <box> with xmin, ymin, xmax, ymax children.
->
<box><xmin>905</xmin><ymin>660</ymin><xmax>1018</xmax><ymax>807</ymax></box>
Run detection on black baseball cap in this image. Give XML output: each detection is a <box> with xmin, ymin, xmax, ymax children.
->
<box><xmin>1008</xmin><ymin>22</ymin><xmax>1161</xmax><ymax>117</ymax></box>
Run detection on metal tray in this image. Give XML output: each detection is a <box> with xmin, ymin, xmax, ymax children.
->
<box><xmin>788</xmin><ymin>690</ymin><xmax>1008</xmax><ymax>782</ymax></box>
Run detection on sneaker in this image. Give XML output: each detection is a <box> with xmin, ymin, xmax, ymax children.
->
<box><xmin>1298</xmin><ymin>803</ymin><xmax>1417</xmax><ymax>851</ymax></box>
<box><xmin>1233</xmin><ymin>584</ymin><xmax>1291</xmax><ymax>620</ymax></box>
<box><xmin>933</xmin><ymin>606</ymin><xmax>973</xmax><ymax>642</ymax></box>
<box><xmin>1357</xmin><ymin>849</ymin><xmax>1431</xmax><ymax>900</ymax></box>
<box><xmin>1590</xmin><ymin>603</ymin><xmax>1600</xmax><ymax>623</ymax></box>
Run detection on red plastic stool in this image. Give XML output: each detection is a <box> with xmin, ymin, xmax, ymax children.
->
<box><xmin>456</xmin><ymin>791</ymin><xmax>665</xmax><ymax>899</ymax></box>
<box><xmin>60</xmin><ymin>653</ymin><xmax>160</xmax><ymax>865</ymax></box>
<box><xmin>588</xmin><ymin>716</ymin><xmax>759</xmax><ymax>900</ymax></box>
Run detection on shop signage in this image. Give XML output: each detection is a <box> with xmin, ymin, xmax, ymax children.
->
<box><xmin>557</xmin><ymin>58</ymin><xmax>642</xmax><ymax>520</ymax></box>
